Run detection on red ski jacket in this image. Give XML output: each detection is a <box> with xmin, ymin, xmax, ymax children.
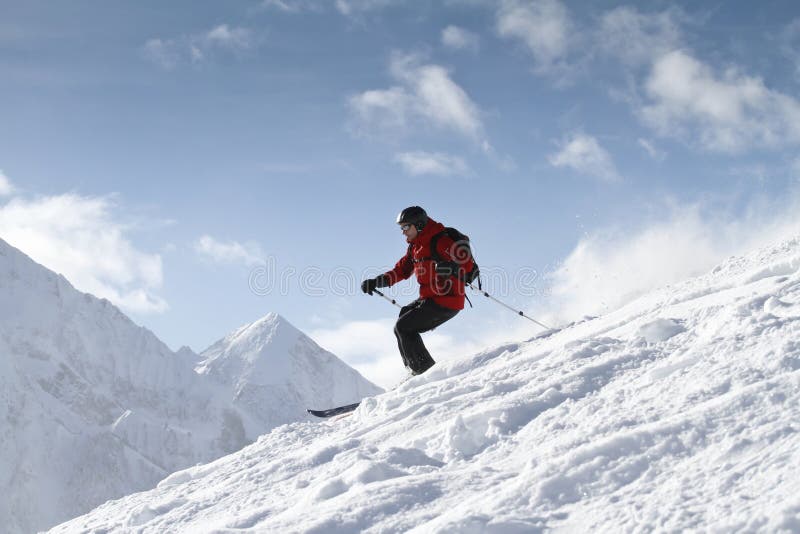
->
<box><xmin>383</xmin><ymin>218</ymin><xmax>474</xmax><ymax>310</ymax></box>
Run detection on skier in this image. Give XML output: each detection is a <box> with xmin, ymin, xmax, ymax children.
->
<box><xmin>361</xmin><ymin>206</ymin><xmax>474</xmax><ymax>376</ymax></box>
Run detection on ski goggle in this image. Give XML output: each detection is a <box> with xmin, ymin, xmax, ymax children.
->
<box><xmin>400</xmin><ymin>223</ymin><xmax>413</xmax><ymax>231</ymax></box>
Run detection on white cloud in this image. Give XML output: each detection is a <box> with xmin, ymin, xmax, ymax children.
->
<box><xmin>0</xmin><ymin>193</ymin><xmax>167</xmax><ymax>314</ymax></box>
<box><xmin>394</xmin><ymin>151</ymin><xmax>470</xmax><ymax>176</ymax></box>
<box><xmin>389</xmin><ymin>53</ymin><xmax>484</xmax><ymax>141</ymax></box>
<box><xmin>548</xmin><ymin>132</ymin><xmax>619</xmax><ymax>182</ymax></box>
<box><xmin>442</xmin><ymin>25</ymin><xmax>480</xmax><ymax>51</ymax></box>
<box><xmin>262</xmin><ymin>0</ymin><xmax>395</xmax><ymax>15</ymax></box>
<box><xmin>262</xmin><ymin>0</ymin><xmax>325</xmax><ymax>12</ymax></box>
<box><xmin>349</xmin><ymin>53</ymin><xmax>487</xmax><ymax>146</ymax></box>
<box><xmin>143</xmin><ymin>38</ymin><xmax>181</xmax><ymax>70</ymax></box>
<box><xmin>597</xmin><ymin>6</ymin><xmax>682</xmax><ymax>68</ymax></box>
<box><xmin>143</xmin><ymin>24</ymin><xmax>254</xmax><ymax>70</ymax></box>
<box><xmin>640</xmin><ymin>50</ymin><xmax>800</xmax><ymax>152</ymax></box>
<box><xmin>496</xmin><ymin>0</ymin><xmax>574</xmax><ymax>76</ymax></box>
<box><xmin>349</xmin><ymin>86</ymin><xmax>411</xmax><ymax>134</ymax></box>
<box><xmin>205</xmin><ymin>25</ymin><xmax>253</xmax><ymax>50</ymax></box>
<box><xmin>494</xmin><ymin>3</ymin><xmax>683</xmax><ymax>82</ymax></box>
<box><xmin>0</xmin><ymin>170</ymin><xmax>13</xmax><ymax>196</ymax></box>
<box><xmin>638</xmin><ymin>138</ymin><xmax>665</xmax><ymax>161</ymax></box>
<box><xmin>195</xmin><ymin>235</ymin><xmax>264</xmax><ymax>267</ymax></box>
<box><xmin>335</xmin><ymin>0</ymin><xmax>398</xmax><ymax>16</ymax></box>
<box><xmin>545</xmin><ymin>198</ymin><xmax>800</xmax><ymax>324</ymax></box>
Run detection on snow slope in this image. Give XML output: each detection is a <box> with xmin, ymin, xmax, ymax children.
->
<box><xmin>0</xmin><ymin>238</ymin><xmax>379</xmax><ymax>533</ymax></box>
<box><xmin>52</xmin><ymin>235</ymin><xmax>800</xmax><ymax>532</ymax></box>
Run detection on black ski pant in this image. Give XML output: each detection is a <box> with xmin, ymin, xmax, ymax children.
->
<box><xmin>394</xmin><ymin>298</ymin><xmax>459</xmax><ymax>374</ymax></box>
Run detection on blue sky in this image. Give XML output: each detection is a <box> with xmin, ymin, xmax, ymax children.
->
<box><xmin>3</xmin><ymin>0</ymin><xmax>800</xmax><ymax>387</ymax></box>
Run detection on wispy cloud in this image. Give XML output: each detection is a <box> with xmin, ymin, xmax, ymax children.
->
<box><xmin>638</xmin><ymin>138</ymin><xmax>666</xmax><ymax>161</ymax></box>
<box><xmin>262</xmin><ymin>0</ymin><xmax>325</xmax><ymax>13</ymax></box>
<box><xmin>442</xmin><ymin>25</ymin><xmax>480</xmax><ymax>52</ymax></box>
<box><xmin>0</xmin><ymin>170</ymin><xmax>13</xmax><ymax>196</ymax></box>
<box><xmin>205</xmin><ymin>24</ymin><xmax>253</xmax><ymax>50</ymax></box>
<box><xmin>349</xmin><ymin>52</ymin><xmax>488</xmax><ymax>147</ymax></box>
<box><xmin>496</xmin><ymin>0</ymin><xmax>576</xmax><ymax>80</ymax></box>
<box><xmin>592</xmin><ymin>7</ymin><xmax>800</xmax><ymax>155</ymax></box>
<box><xmin>143</xmin><ymin>38</ymin><xmax>182</xmax><ymax>70</ymax></box>
<box><xmin>391</xmin><ymin>51</ymin><xmax>485</xmax><ymax>139</ymax></box>
<box><xmin>596</xmin><ymin>6</ymin><xmax>682</xmax><ymax>68</ymax></box>
<box><xmin>335</xmin><ymin>0</ymin><xmax>399</xmax><ymax>16</ymax></box>
<box><xmin>261</xmin><ymin>0</ymin><xmax>397</xmax><ymax>16</ymax></box>
<box><xmin>143</xmin><ymin>24</ymin><xmax>255</xmax><ymax>70</ymax></box>
<box><xmin>0</xmin><ymin>193</ymin><xmax>167</xmax><ymax>314</ymax></box>
<box><xmin>495</xmin><ymin>3</ymin><xmax>684</xmax><ymax>81</ymax></box>
<box><xmin>195</xmin><ymin>235</ymin><xmax>265</xmax><ymax>267</ymax></box>
<box><xmin>394</xmin><ymin>151</ymin><xmax>470</xmax><ymax>176</ymax></box>
<box><xmin>548</xmin><ymin>132</ymin><xmax>619</xmax><ymax>182</ymax></box>
<box><xmin>640</xmin><ymin>50</ymin><xmax>800</xmax><ymax>152</ymax></box>
<box><xmin>348</xmin><ymin>86</ymin><xmax>410</xmax><ymax>135</ymax></box>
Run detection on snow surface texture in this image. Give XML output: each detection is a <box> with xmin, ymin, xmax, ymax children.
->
<box><xmin>0</xmin><ymin>238</ymin><xmax>379</xmax><ymax>533</ymax></box>
<box><xmin>52</xmin><ymin>236</ymin><xmax>800</xmax><ymax>532</ymax></box>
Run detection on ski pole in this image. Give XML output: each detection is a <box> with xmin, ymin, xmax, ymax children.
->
<box><xmin>467</xmin><ymin>282</ymin><xmax>551</xmax><ymax>330</ymax></box>
<box><xmin>373</xmin><ymin>289</ymin><xmax>402</xmax><ymax>309</ymax></box>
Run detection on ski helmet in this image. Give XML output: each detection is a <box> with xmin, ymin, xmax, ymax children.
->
<box><xmin>396</xmin><ymin>206</ymin><xmax>428</xmax><ymax>231</ymax></box>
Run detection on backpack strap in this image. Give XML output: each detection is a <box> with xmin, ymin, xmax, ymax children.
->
<box><xmin>428</xmin><ymin>231</ymin><xmax>445</xmax><ymax>263</ymax></box>
<box><xmin>402</xmin><ymin>243</ymin><xmax>415</xmax><ymax>274</ymax></box>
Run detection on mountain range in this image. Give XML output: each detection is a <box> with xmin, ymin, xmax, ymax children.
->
<box><xmin>0</xmin><ymin>237</ymin><xmax>380</xmax><ymax>533</ymax></box>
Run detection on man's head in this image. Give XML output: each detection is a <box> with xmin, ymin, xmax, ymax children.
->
<box><xmin>397</xmin><ymin>206</ymin><xmax>428</xmax><ymax>242</ymax></box>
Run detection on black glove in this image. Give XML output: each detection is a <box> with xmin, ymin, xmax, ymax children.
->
<box><xmin>361</xmin><ymin>278</ymin><xmax>377</xmax><ymax>295</ymax></box>
<box><xmin>360</xmin><ymin>275</ymin><xmax>388</xmax><ymax>295</ymax></box>
<box><xmin>435</xmin><ymin>261</ymin><xmax>458</xmax><ymax>277</ymax></box>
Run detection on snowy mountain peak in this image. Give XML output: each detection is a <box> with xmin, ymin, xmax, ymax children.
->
<box><xmin>203</xmin><ymin>312</ymin><xmax>296</xmax><ymax>369</ymax></box>
<box><xmin>197</xmin><ymin>312</ymin><xmax>382</xmax><ymax>429</ymax></box>
<box><xmin>196</xmin><ymin>312</ymin><xmax>313</xmax><ymax>385</ymax></box>
<box><xmin>230</xmin><ymin>311</ymin><xmax>284</xmax><ymax>343</ymax></box>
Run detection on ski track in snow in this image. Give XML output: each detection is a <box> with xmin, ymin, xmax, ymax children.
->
<box><xmin>52</xmin><ymin>237</ymin><xmax>800</xmax><ymax>532</ymax></box>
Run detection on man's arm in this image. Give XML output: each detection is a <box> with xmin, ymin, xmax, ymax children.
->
<box><xmin>362</xmin><ymin>247</ymin><xmax>413</xmax><ymax>295</ymax></box>
<box><xmin>383</xmin><ymin>245</ymin><xmax>414</xmax><ymax>285</ymax></box>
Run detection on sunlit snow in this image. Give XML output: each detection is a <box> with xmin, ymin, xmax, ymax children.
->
<box><xmin>52</xmin><ymin>236</ymin><xmax>800</xmax><ymax>532</ymax></box>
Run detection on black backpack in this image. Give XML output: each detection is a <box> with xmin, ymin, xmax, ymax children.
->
<box><xmin>429</xmin><ymin>227</ymin><xmax>481</xmax><ymax>289</ymax></box>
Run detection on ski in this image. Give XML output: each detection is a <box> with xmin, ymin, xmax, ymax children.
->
<box><xmin>307</xmin><ymin>371</ymin><xmax>419</xmax><ymax>418</ymax></box>
<box><xmin>307</xmin><ymin>402</ymin><xmax>360</xmax><ymax>418</ymax></box>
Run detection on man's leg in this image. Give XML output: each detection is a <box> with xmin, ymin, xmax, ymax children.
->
<box><xmin>394</xmin><ymin>299</ymin><xmax>459</xmax><ymax>374</ymax></box>
<box><xmin>394</xmin><ymin>301</ymin><xmax>419</xmax><ymax>370</ymax></box>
